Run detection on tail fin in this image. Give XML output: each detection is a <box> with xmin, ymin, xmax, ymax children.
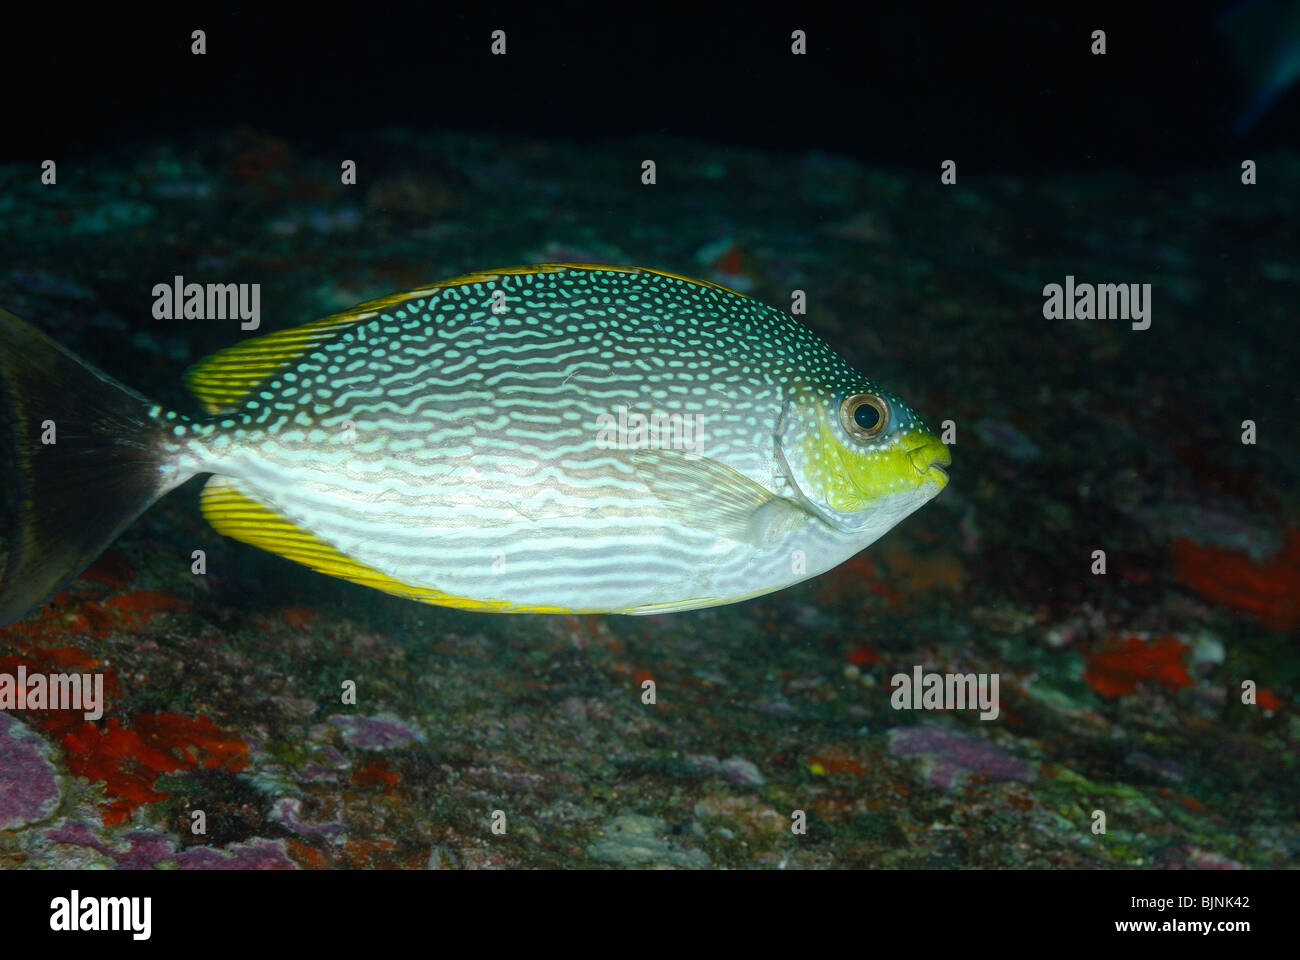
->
<box><xmin>1220</xmin><ymin>0</ymin><xmax>1300</xmax><ymax>137</ymax></box>
<box><xmin>0</xmin><ymin>310</ymin><xmax>172</xmax><ymax>626</ymax></box>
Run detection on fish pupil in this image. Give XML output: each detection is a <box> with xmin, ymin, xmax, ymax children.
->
<box><xmin>853</xmin><ymin>402</ymin><xmax>881</xmax><ymax>431</ymax></box>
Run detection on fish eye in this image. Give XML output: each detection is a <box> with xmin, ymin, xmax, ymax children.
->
<box><xmin>839</xmin><ymin>393</ymin><xmax>890</xmax><ymax>442</ymax></box>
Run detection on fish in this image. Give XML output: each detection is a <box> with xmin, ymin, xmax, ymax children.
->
<box><xmin>0</xmin><ymin>263</ymin><xmax>950</xmax><ymax>624</ymax></box>
<box><xmin>1220</xmin><ymin>0</ymin><xmax>1300</xmax><ymax>137</ymax></box>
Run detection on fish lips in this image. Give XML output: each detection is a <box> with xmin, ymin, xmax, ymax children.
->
<box><xmin>907</xmin><ymin>438</ymin><xmax>951</xmax><ymax>486</ymax></box>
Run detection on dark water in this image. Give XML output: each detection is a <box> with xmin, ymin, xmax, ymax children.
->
<box><xmin>0</xmin><ymin>5</ymin><xmax>1295</xmax><ymax>885</ymax></box>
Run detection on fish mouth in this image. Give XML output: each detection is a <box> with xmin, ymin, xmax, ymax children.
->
<box><xmin>907</xmin><ymin>438</ymin><xmax>951</xmax><ymax>486</ymax></box>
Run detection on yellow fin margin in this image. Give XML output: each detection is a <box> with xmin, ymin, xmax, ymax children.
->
<box><xmin>182</xmin><ymin>264</ymin><xmax>742</xmax><ymax>414</ymax></box>
<box><xmin>199</xmin><ymin>476</ymin><xmax>571</xmax><ymax>614</ymax></box>
<box><xmin>183</xmin><ymin>314</ymin><xmax>366</xmax><ymax>414</ymax></box>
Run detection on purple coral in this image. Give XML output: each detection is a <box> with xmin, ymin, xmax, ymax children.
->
<box><xmin>889</xmin><ymin>725</ymin><xmax>1036</xmax><ymax>789</ymax></box>
<box><xmin>328</xmin><ymin>713</ymin><xmax>421</xmax><ymax>750</ymax></box>
<box><xmin>0</xmin><ymin>714</ymin><xmax>62</xmax><ymax>829</ymax></box>
<box><xmin>44</xmin><ymin>821</ymin><xmax>296</xmax><ymax>869</ymax></box>
<box><xmin>269</xmin><ymin>797</ymin><xmax>345</xmax><ymax>838</ymax></box>
<box><xmin>175</xmin><ymin>838</ymin><xmax>297</xmax><ymax>870</ymax></box>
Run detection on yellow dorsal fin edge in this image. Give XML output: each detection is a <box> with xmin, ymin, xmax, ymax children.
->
<box><xmin>182</xmin><ymin>264</ymin><xmax>742</xmax><ymax>414</ymax></box>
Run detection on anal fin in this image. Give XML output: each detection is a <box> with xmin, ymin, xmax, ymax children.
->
<box><xmin>199</xmin><ymin>476</ymin><xmax>568</xmax><ymax>613</ymax></box>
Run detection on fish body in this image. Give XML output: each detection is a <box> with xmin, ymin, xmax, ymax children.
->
<box><xmin>0</xmin><ymin>264</ymin><xmax>949</xmax><ymax>623</ymax></box>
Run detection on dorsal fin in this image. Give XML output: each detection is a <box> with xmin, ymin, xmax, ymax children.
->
<box><xmin>183</xmin><ymin>313</ymin><xmax>365</xmax><ymax>413</ymax></box>
<box><xmin>182</xmin><ymin>264</ymin><xmax>742</xmax><ymax>413</ymax></box>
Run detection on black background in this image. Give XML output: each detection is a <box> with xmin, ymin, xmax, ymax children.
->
<box><xmin>4</xmin><ymin>867</ymin><xmax>1282</xmax><ymax>944</ymax></box>
<box><xmin>8</xmin><ymin>1</ymin><xmax>1296</xmax><ymax>171</ymax></box>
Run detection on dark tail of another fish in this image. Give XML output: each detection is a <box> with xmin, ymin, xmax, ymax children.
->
<box><xmin>1220</xmin><ymin>0</ymin><xmax>1300</xmax><ymax>138</ymax></box>
<box><xmin>0</xmin><ymin>309</ymin><xmax>172</xmax><ymax>627</ymax></box>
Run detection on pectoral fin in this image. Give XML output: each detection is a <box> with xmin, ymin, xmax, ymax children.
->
<box><xmin>626</xmin><ymin>449</ymin><xmax>809</xmax><ymax>546</ymax></box>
